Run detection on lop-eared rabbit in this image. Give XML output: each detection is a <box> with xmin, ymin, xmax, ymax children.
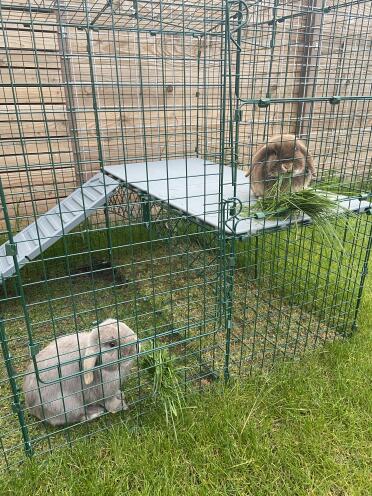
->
<box><xmin>246</xmin><ymin>134</ymin><xmax>316</xmax><ymax>198</ymax></box>
<box><xmin>23</xmin><ymin>319</ymin><xmax>139</xmax><ymax>426</ymax></box>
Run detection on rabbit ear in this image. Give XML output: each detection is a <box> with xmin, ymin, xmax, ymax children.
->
<box><xmin>254</xmin><ymin>142</ymin><xmax>277</xmax><ymax>164</ymax></box>
<box><xmin>83</xmin><ymin>331</ymin><xmax>100</xmax><ymax>385</ymax></box>
<box><xmin>245</xmin><ymin>142</ymin><xmax>275</xmax><ymax>177</ymax></box>
<box><xmin>296</xmin><ymin>140</ymin><xmax>316</xmax><ymax>176</ymax></box>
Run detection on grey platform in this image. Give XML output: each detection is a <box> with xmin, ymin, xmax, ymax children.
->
<box><xmin>1</xmin><ymin>158</ymin><xmax>370</xmax><ymax>281</ymax></box>
<box><xmin>0</xmin><ymin>173</ymin><xmax>119</xmax><ymax>280</ymax></box>
<box><xmin>105</xmin><ymin>158</ymin><xmax>371</xmax><ymax>235</ymax></box>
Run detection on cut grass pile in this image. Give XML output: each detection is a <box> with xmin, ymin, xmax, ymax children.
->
<box><xmin>241</xmin><ymin>175</ymin><xmax>356</xmax><ymax>249</ymax></box>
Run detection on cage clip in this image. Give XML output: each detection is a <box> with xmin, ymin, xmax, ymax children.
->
<box><xmin>29</xmin><ymin>343</ymin><xmax>40</xmax><ymax>358</ymax></box>
<box><xmin>234</xmin><ymin>109</ymin><xmax>242</xmax><ymax>122</ymax></box>
<box><xmin>329</xmin><ymin>96</ymin><xmax>341</xmax><ymax>105</ymax></box>
<box><xmin>258</xmin><ymin>98</ymin><xmax>271</xmax><ymax>108</ymax></box>
<box><xmin>5</xmin><ymin>243</ymin><xmax>17</xmax><ymax>257</ymax></box>
<box><xmin>253</xmin><ymin>211</ymin><xmax>266</xmax><ymax>219</ymax></box>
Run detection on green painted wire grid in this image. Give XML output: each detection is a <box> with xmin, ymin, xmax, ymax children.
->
<box><xmin>0</xmin><ymin>0</ymin><xmax>371</xmax><ymax>470</ymax></box>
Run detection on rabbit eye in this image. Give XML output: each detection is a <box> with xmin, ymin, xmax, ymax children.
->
<box><xmin>108</xmin><ymin>341</ymin><xmax>116</xmax><ymax>348</ymax></box>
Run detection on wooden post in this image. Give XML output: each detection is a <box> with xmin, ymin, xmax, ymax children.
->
<box><xmin>295</xmin><ymin>0</ymin><xmax>323</xmax><ymax>138</ymax></box>
<box><xmin>55</xmin><ymin>6</ymin><xmax>84</xmax><ymax>187</ymax></box>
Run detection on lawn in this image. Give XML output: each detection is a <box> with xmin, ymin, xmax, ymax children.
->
<box><xmin>0</xmin><ymin>194</ymin><xmax>371</xmax><ymax>494</ymax></box>
<box><xmin>0</xmin><ymin>239</ymin><xmax>371</xmax><ymax>494</ymax></box>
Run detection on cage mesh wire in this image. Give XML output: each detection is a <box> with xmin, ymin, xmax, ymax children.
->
<box><xmin>0</xmin><ymin>0</ymin><xmax>371</xmax><ymax>470</ymax></box>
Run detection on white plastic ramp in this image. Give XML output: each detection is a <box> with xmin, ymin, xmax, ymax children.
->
<box><xmin>0</xmin><ymin>172</ymin><xmax>119</xmax><ymax>280</ymax></box>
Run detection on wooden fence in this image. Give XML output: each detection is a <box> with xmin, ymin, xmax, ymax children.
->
<box><xmin>1</xmin><ymin>0</ymin><xmax>371</xmax><ymax>229</ymax></box>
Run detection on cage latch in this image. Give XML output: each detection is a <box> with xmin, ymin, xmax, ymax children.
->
<box><xmin>141</xmin><ymin>194</ymin><xmax>152</xmax><ymax>228</ymax></box>
<box><xmin>229</xmin><ymin>256</ymin><xmax>236</xmax><ymax>269</ymax></box>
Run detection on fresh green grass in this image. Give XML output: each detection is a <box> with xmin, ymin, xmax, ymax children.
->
<box><xmin>0</xmin><ymin>266</ymin><xmax>371</xmax><ymax>494</ymax></box>
<box><xmin>316</xmin><ymin>169</ymin><xmax>372</xmax><ymax>196</ymax></box>
<box><xmin>241</xmin><ymin>175</ymin><xmax>360</xmax><ymax>251</ymax></box>
<box><xmin>140</xmin><ymin>343</ymin><xmax>185</xmax><ymax>431</ymax></box>
<box><xmin>0</xmin><ymin>204</ymin><xmax>371</xmax><ymax>493</ymax></box>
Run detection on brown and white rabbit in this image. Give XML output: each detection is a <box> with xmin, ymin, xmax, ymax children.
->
<box><xmin>23</xmin><ymin>319</ymin><xmax>140</xmax><ymax>426</ymax></box>
<box><xmin>246</xmin><ymin>134</ymin><xmax>316</xmax><ymax>198</ymax></box>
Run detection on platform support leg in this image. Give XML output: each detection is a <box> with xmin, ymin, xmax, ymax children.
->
<box><xmin>141</xmin><ymin>194</ymin><xmax>151</xmax><ymax>230</ymax></box>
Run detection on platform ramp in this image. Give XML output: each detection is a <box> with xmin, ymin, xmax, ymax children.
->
<box><xmin>1</xmin><ymin>159</ymin><xmax>370</xmax><ymax>281</ymax></box>
<box><xmin>0</xmin><ymin>173</ymin><xmax>119</xmax><ymax>281</ymax></box>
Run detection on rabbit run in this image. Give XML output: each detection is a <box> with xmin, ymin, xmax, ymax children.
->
<box><xmin>23</xmin><ymin>319</ymin><xmax>140</xmax><ymax>426</ymax></box>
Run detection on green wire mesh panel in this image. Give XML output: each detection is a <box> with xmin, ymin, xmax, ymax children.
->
<box><xmin>0</xmin><ymin>0</ymin><xmax>229</xmax><ymax>470</ymax></box>
<box><xmin>229</xmin><ymin>216</ymin><xmax>372</xmax><ymax>375</ymax></box>
<box><xmin>0</xmin><ymin>0</ymin><xmax>371</xmax><ymax>470</ymax></box>
<box><xmin>224</xmin><ymin>0</ymin><xmax>372</xmax><ymax>373</ymax></box>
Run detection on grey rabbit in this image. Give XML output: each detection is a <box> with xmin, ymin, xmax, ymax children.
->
<box><xmin>23</xmin><ymin>319</ymin><xmax>140</xmax><ymax>426</ymax></box>
<box><xmin>246</xmin><ymin>134</ymin><xmax>316</xmax><ymax>198</ymax></box>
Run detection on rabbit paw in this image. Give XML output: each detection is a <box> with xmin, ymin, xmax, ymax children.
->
<box><xmin>105</xmin><ymin>392</ymin><xmax>129</xmax><ymax>413</ymax></box>
<box><xmin>85</xmin><ymin>405</ymin><xmax>105</xmax><ymax>422</ymax></box>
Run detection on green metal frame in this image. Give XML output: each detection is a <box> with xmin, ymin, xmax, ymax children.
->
<box><xmin>0</xmin><ymin>0</ymin><xmax>371</xmax><ymax>470</ymax></box>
